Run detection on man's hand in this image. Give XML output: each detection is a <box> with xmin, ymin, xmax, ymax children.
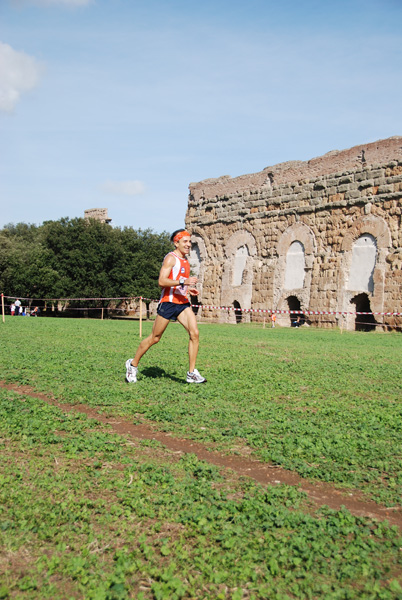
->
<box><xmin>188</xmin><ymin>287</ymin><xmax>199</xmax><ymax>296</ymax></box>
<box><xmin>186</xmin><ymin>276</ymin><xmax>198</xmax><ymax>286</ymax></box>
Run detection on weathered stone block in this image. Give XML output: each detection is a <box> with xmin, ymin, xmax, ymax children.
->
<box><xmin>345</xmin><ymin>190</ymin><xmax>361</xmax><ymax>200</ymax></box>
<box><xmin>339</xmin><ymin>175</ymin><xmax>354</xmax><ymax>184</ymax></box>
<box><xmin>358</xmin><ymin>179</ymin><xmax>375</xmax><ymax>190</ymax></box>
<box><xmin>378</xmin><ymin>184</ymin><xmax>395</xmax><ymax>194</ymax></box>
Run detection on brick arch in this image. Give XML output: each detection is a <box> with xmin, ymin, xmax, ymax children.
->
<box><xmin>276</xmin><ymin>222</ymin><xmax>316</xmax><ymax>256</ymax></box>
<box><xmin>341</xmin><ymin>214</ymin><xmax>391</xmax><ymax>251</ymax></box>
<box><xmin>189</xmin><ymin>228</ymin><xmax>209</xmax><ymax>306</ymax></box>
<box><xmin>338</xmin><ymin>215</ymin><xmax>391</xmax><ymax>329</ymax></box>
<box><xmin>224</xmin><ymin>229</ymin><xmax>257</xmax><ymax>258</ymax></box>
<box><xmin>189</xmin><ymin>226</ymin><xmax>210</xmax><ymax>259</ymax></box>
<box><xmin>221</xmin><ymin>230</ymin><xmax>257</xmax><ymax>323</ymax></box>
<box><xmin>273</xmin><ymin>223</ymin><xmax>316</xmax><ymax>321</ymax></box>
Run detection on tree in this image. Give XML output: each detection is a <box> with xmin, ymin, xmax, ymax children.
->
<box><xmin>0</xmin><ymin>218</ymin><xmax>172</xmax><ymax>313</ymax></box>
<box><xmin>0</xmin><ymin>223</ymin><xmax>58</xmax><ymax>300</ymax></box>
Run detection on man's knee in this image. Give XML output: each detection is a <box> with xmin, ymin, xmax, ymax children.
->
<box><xmin>189</xmin><ymin>327</ymin><xmax>199</xmax><ymax>342</ymax></box>
<box><xmin>142</xmin><ymin>333</ymin><xmax>161</xmax><ymax>349</ymax></box>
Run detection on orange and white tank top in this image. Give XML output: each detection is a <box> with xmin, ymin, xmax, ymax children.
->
<box><xmin>159</xmin><ymin>252</ymin><xmax>190</xmax><ymax>305</ymax></box>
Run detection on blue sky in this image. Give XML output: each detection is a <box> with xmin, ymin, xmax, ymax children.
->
<box><xmin>1</xmin><ymin>0</ymin><xmax>401</xmax><ymax>234</ymax></box>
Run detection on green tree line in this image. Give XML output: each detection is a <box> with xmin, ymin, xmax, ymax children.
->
<box><xmin>0</xmin><ymin>218</ymin><xmax>172</xmax><ymax>304</ymax></box>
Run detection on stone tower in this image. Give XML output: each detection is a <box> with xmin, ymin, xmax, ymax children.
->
<box><xmin>84</xmin><ymin>208</ymin><xmax>112</xmax><ymax>224</ymax></box>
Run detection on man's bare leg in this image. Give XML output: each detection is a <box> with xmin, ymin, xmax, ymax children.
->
<box><xmin>177</xmin><ymin>307</ymin><xmax>199</xmax><ymax>373</ymax></box>
<box><xmin>131</xmin><ymin>315</ymin><xmax>170</xmax><ymax>367</ymax></box>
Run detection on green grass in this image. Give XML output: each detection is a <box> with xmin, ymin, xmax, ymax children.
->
<box><xmin>0</xmin><ymin>316</ymin><xmax>401</xmax><ymax>505</ymax></box>
<box><xmin>1</xmin><ymin>387</ymin><xmax>402</xmax><ymax>599</ymax></box>
<box><xmin>0</xmin><ymin>317</ymin><xmax>402</xmax><ymax>598</ymax></box>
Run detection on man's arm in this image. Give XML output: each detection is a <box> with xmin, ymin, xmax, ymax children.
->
<box><xmin>158</xmin><ymin>255</ymin><xmax>198</xmax><ymax>289</ymax></box>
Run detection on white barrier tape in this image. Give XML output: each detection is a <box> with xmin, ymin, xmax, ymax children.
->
<box><xmin>3</xmin><ymin>295</ymin><xmax>141</xmax><ymax>302</ymax></box>
<box><xmin>192</xmin><ymin>305</ymin><xmax>402</xmax><ymax>316</ymax></box>
<box><xmin>3</xmin><ymin>305</ymin><xmax>126</xmax><ymax>312</ymax></box>
<box><xmin>2</xmin><ymin>295</ymin><xmax>401</xmax><ymax>317</ymax></box>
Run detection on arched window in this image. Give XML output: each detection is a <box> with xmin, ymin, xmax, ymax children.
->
<box><xmin>347</xmin><ymin>234</ymin><xmax>377</xmax><ymax>293</ymax></box>
<box><xmin>284</xmin><ymin>241</ymin><xmax>305</xmax><ymax>290</ymax></box>
<box><xmin>189</xmin><ymin>243</ymin><xmax>201</xmax><ymax>278</ymax></box>
<box><xmin>232</xmin><ymin>245</ymin><xmax>249</xmax><ymax>286</ymax></box>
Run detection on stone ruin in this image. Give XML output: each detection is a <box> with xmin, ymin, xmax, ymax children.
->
<box><xmin>84</xmin><ymin>208</ymin><xmax>112</xmax><ymax>224</ymax></box>
<box><xmin>185</xmin><ymin>137</ymin><xmax>402</xmax><ymax>331</ymax></box>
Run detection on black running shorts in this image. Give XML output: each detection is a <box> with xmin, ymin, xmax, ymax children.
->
<box><xmin>157</xmin><ymin>301</ymin><xmax>191</xmax><ymax>322</ymax></box>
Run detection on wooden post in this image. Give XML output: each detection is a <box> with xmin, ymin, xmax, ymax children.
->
<box><xmin>139</xmin><ymin>297</ymin><xmax>143</xmax><ymax>338</ymax></box>
<box><xmin>101</xmin><ymin>307</ymin><xmax>104</xmax><ymax>320</ymax></box>
<box><xmin>1</xmin><ymin>294</ymin><xmax>4</xmax><ymax>323</ymax></box>
<box><xmin>263</xmin><ymin>317</ymin><xmax>266</xmax><ymax>329</ymax></box>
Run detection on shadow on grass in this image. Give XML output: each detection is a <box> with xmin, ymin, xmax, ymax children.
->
<box><xmin>141</xmin><ymin>366</ymin><xmax>183</xmax><ymax>383</ymax></box>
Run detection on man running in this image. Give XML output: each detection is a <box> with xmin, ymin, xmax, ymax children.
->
<box><xmin>125</xmin><ymin>229</ymin><xmax>206</xmax><ymax>384</ymax></box>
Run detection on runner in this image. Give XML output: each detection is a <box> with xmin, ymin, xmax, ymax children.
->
<box><xmin>125</xmin><ymin>229</ymin><xmax>206</xmax><ymax>384</ymax></box>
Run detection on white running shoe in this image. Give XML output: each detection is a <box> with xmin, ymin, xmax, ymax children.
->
<box><xmin>125</xmin><ymin>359</ymin><xmax>138</xmax><ymax>383</ymax></box>
<box><xmin>186</xmin><ymin>368</ymin><xmax>207</xmax><ymax>384</ymax></box>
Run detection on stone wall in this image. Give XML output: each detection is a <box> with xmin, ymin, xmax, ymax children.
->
<box><xmin>185</xmin><ymin>137</ymin><xmax>402</xmax><ymax>330</ymax></box>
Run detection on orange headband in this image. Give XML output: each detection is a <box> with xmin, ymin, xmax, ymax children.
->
<box><xmin>173</xmin><ymin>230</ymin><xmax>190</xmax><ymax>243</ymax></box>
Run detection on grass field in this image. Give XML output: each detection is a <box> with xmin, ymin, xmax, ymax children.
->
<box><xmin>0</xmin><ymin>316</ymin><xmax>401</xmax><ymax>599</ymax></box>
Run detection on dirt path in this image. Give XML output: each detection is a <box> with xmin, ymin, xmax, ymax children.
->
<box><xmin>2</xmin><ymin>381</ymin><xmax>402</xmax><ymax>528</ymax></box>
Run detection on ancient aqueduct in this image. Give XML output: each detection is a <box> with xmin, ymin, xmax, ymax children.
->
<box><xmin>184</xmin><ymin>136</ymin><xmax>402</xmax><ymax>331</ymax></box>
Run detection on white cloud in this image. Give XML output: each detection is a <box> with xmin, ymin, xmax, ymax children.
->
<box><xmin>101</xmin><ymin>180</ymin><xmax>146</xmax><ymax>196</ymax></box>
<box><xmin>0</xmin><ymin>42</ymin><xmax>43</xmax><ymax>112</ymax></box>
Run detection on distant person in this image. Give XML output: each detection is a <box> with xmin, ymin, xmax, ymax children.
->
<box><xmin>125</xmin><ymin>229</ymin><xmax>206</xmax><ymax>384</ymax></box>
<box><xmin>31</xmin><ymin>306</ymin><xmax>40</xmax><ymax>317</ymax></box>
<box><xmin>14</xmin><ymin>299</ymin><xmax>21</xmax><ymax>316</ymax></box>
<box><xmin>10</xmin><ymin>303</ymin><xmax>15</xmax><ymax>316</ymax></box>
<box><xmin>271</xmin><ymin>313</ymin><xmax>276</xmax><ymax>328</ymax></box>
